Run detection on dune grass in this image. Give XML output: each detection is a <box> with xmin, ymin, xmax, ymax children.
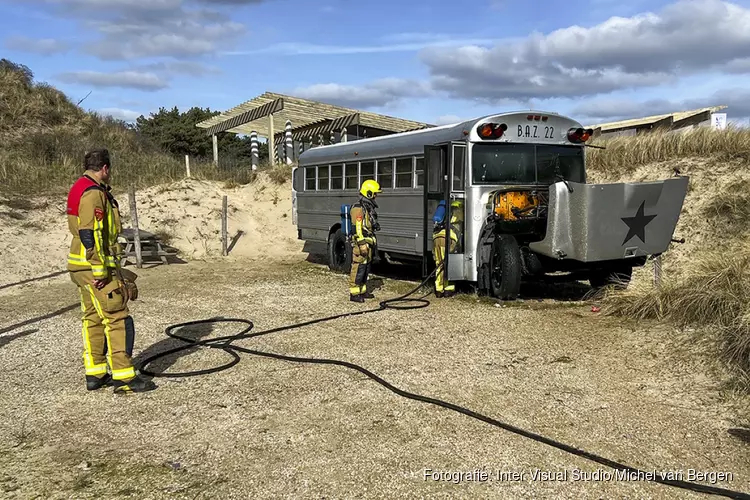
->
<box><xmin>586</xmin><ymin>125</ymin><xmax>750</xmax><ymax>179</ymax></box>
<box><xmin>588</xmin><ymin>126</ymin><xmax>750</xmax><ymax>390</ymax></box>
<box><xmin>0</xmin><ymin>58</ymin><xmax>292</xmax><ymax>198</ymax></box>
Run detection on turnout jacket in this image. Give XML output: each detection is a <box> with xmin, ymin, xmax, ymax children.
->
<box><xmin>66</xmin><ymin>170</ymin><xmax>123</xmax><ymax>278</ymax></box>
<box><xmin>350</xmin><ymin>197</ymin><xmax>378</xmax><ymax>245</ymax></box>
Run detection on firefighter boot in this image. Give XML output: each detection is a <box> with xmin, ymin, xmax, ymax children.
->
<box><xmin>86</xmin><ymin>373</ymin><xmax>112</xmax><ymax>391</ymax></box>
<box><xmin>362</xmin><ymin>291</ymin><xmax>375</xmax><ymax>299</ymax></box>
<box><xmin>113</xmin><ymin>375</ymin><xmax>157</xmax><ymax>394</ymax></box>
<box><xmin>350</xmin><ymin>294</ymin><xmax>365</xmax><ymax>303</ymax></box>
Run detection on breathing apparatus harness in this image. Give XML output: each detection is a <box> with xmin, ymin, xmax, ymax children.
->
<box><xmin>138</xmin><ymin>263</ymin><xmax>748</xmax><ymax>500</ymax></box>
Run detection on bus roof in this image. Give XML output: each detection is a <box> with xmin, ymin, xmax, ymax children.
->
<box><xmin>296</xmin><ymin>110</ymin><xmax>583</xmax><ymax>166</ymax></box>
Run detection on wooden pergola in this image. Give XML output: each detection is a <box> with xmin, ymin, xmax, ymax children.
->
<box><xmin>195</xmin><ymin>91</ymin><xmax>434</xmax><ymax>165</ymax></box>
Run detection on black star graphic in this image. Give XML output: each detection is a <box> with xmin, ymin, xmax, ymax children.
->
<box><xmin>621</xmin><ymin>201</ymin><xmax>657</xmax><ymax>245</ymax></box>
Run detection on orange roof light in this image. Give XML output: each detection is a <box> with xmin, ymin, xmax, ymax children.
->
<box><xmin>567</xmin><ymin>127</ymin><xmax>594</xmax><ymax>143</ymax></box>
<box><xmin>478</xmin><ymin>123</ymin><xmax>494</xmax><ymax>138</ymax></box>
<box><xmin>477</xmin><ymin>122</ymin><xmax>508</xmax><ymax>140</ymax></box>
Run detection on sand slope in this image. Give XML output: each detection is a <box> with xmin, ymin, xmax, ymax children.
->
<box><xmin>0</xmin><ymin>173</ymin><xmax>302</xmax><ymax>286</ymax></box>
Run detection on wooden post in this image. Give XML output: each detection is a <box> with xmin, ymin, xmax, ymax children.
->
<box><xmin>654</xmin><ymin>255</ymin><xmax>662</xmax><ymax>287</ymax></box>
<box><xmin>185</xmin><ymin>155</ymin><xmax>191</xmax><ymax>177</ymax></box>
<box><xmin>221</xmin><ymin>195</ymin><xmax>228</xmax><ymax>256</ymax></box>
<box><xmin>128</xmin><ymin>186</ymin><xmax>143</xmax><ymax>268</ymax></box>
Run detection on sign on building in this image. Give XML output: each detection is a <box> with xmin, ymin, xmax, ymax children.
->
<box><xmin>711</xmin><ymin>113</ymin><xmax>727</xmax><ymax>130</ymax></box>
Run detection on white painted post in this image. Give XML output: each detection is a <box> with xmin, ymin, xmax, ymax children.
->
<box><xmin>285</xmin><ymin>120</ymin><xmax>293</xmax><ymax>166</ymax></box>
<box><xmin>341</xmin><ymin>127</ymin><xmax>348</xmax><ymax>142</ymax></box>
<box><xmin>330</xmin><ymin>130</ymin><xmax>335</xmax><ymax>144</ymax></box>
<box><xmin>250</xmin><ymin>131</ymin><xmax>259</xmax><ymax>171</ymax></box>
<box><xmin>185</xmin><ymin>155</ymin><xmax>191</xmax><ymax>177</ymax></box>
<box><xmin>212</xmin><ymin>134</ymin><xmax>218</xmax><ymax>166</ymax></box>
<box><xmin>318</xmin><ymin>133</ymin><xmax>324</xmax><ymax>147</ymax></box>
<box><xmin>654</xmin><ymin>255</ymin><xmax>662</xmax><ymax>287</ymax></box>
<box><xmin>309</xmin><ymin>135</ymin><xmax>314</xmax><ymax>149</ymax></box>
<box><xmin>268</xmin><ymin>113</ymin><xmax>276</xmax><ymax>164</ymax></box>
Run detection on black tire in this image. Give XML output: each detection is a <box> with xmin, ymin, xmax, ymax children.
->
<box><xmin>488</xmin><ymin>234</ymin><xmax>522</xmax><ymax>300</ymax></box>
<box><xmin>327</xmin><ymin>228</ymin><xmax>351</xmax><ymax>274</ymax></box>
<box><xmin>589</xmin><ymin>265</ymin><xmax>632</xmax><ymax>290</ymax></box>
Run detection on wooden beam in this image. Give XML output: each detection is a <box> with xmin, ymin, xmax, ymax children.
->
<box><xmin>128</xmin><ymin>187</ymin><xmax>142</xmax><ymax>269</ymax></box>
<box><xmin>204</xmin><ymin>97</ymin><xmax>284</xmax><ymax>135</ymax></box>
<box><xmin>291</xmin><ymin>113</ymin><xmax>360</xmax><ymax>142</ymax></box>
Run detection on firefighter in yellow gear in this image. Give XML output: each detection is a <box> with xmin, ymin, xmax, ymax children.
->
<box><xmin>66</xmin><ymin>148</ymin><xmax>155</xmax><ymax>393</ymax></box>
<box><xmin>432</xmin><ymin>199</ymin><xmax>464</xmax><ymax>297</ymax></box>
<box><xmin>348</xmin><ymin>179</ymin><xmax>382</xmax><ymax>302</ymax></box>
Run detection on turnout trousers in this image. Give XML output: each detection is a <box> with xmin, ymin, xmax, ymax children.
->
<box><xmin>349</xmin><ymin>240</ymin><xmax>372</xmax><ymax>295</ymax></box>
<box><xmin>432</xmin><ymin>235</ymin><xmax>457</xmax><ymax>293</ymax></box>
<box><xmin>69</xmin><ymin>269</ymin><xmax>136</xmax><ymax>382</ymax></box>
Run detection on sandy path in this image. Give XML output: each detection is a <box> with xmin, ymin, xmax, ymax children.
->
<box><xmin>0</xmin><ymin>258</ymin><xmax>748</xmax><ymax>499</ymax></box>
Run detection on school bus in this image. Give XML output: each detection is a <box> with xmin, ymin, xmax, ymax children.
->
<box><xmin>290</xmin><ymin>111</ymin><xmax>688</xmax><ymax>299</ymax></box>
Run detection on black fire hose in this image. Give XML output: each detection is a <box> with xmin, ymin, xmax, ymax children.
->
<box><xmin>138</xmin><ymin>264</ymin><xmax>748</xmax><ymax>500</ymax></box>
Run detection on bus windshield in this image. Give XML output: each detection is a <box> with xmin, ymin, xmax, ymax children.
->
<box><xmin>471</xmin><ymin>143</ymin><xmax>585</xmax><ymax>185</ymax></box>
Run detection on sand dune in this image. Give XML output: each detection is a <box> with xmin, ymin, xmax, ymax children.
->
<box><xmin>0</xmin><ymin>173</ymin><xmax>302</xmax><ymax>287</ymax></box>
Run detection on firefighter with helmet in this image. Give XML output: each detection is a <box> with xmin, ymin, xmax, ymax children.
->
<box><xmin>66</xmin><ymin>148</ymin><xmax>156</xmax><ymax>393</ymax></box>
<box><xmin>432</xmin><ymin>199</ymin><xmax>464</xmax><ymax>297</ymax></box>
<box><xmin>348</xmin><ymin>179</ymin><xmax>382</xmax><ymax>302</ymax></box>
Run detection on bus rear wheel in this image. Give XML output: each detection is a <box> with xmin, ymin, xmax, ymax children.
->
<box><xmin>487</xmin><ymin>234</ymin><xmax>522</xmax><ymax>300</ymax></box>
<box><xmin>327</xmin><ymin>228</ymin><xmax>351</xmax><ymax>274</ymax></box>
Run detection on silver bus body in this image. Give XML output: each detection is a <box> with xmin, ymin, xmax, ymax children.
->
<box><xmin>291</xmin><ymin>111</ymin><xmax>688</xmax><ymax>297</ymax></box>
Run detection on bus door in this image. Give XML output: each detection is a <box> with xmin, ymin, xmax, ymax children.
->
<box><xmin>291</xmin><ymin>166</ymin><xmax>299</xmax><ymax>227</ymax></box>
<box><xmin>422</xmin><ymin>142</ymin><xmax>466</xmax><ymax>279</ymax></box>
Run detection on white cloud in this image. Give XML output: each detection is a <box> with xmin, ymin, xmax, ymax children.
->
<box><xmin>4</xmin><ymin>36</ymin><xmax>68</xmax><ymax>55</ymax></box>
<box><xmin>434</xmin><ymin>114</ymin><xmax>465</xmax><ymax>125</ymax></box>
<box><xmin>97</xmin><ymin>107</ymin><xmax>142</xmax><ymax>122</ymax></box>
<box><xmin>291</xmin><ymin>79</ymin><xmax>433</xmax><ymax>109</ymax></box>
<box><xmin>571</xmin><ymin>87</ymin><xmax>745</xmax><ymax>123</ymax></box>
<box><xmin>37</xmin><ymin>0</ymin><xmax>255</xmax><ymax>60</ymax></box>
<box><xmin>57</xmin><ymin>70</ymin><xmax>169</xmax><ymax>90</ymax></box>
<box><xmin>420</xmin><ymin>0</ymin><xmax>750</xmax><ymax>101</ymax></box>
<box><xmin>222</xmin><ymin>38</ymin><xmax>503</xmax><ymax>56</ymax></box>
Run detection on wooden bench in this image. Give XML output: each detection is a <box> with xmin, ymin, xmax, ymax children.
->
<box><xmin>119</xmin><ymin>228</ymin><xmax>178</xmax><ymax>267</ymax></box>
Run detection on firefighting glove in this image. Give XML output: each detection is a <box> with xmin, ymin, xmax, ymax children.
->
<box><xmin>119</xmin><ymin>268</ymin><xmax>139</xmax><ymax>301</ymax></box>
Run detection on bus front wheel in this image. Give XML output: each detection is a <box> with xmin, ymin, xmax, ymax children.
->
<box><xmin>483</xmin><ymin>234</ymin><xmax>522</xmax><ymax>300</ymax></box>
<box><xmin>327</xmin><ymin>228</ymin><xmax>352</xmax><ymax>274</ymax></box>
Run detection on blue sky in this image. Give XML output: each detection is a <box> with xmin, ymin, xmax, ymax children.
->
<box><xmin>2</xmin><ymin>0</ymin><xmax>749</xmax><ymax>128</ymax></box>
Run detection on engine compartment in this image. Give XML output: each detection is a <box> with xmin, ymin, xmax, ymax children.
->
<box><xmin>484</xmin><ymin>187</ymin><xmax>550</xmax><ymax>239</ymax></box>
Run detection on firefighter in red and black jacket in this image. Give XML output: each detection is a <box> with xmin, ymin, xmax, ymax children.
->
<box><xmin>66</xmin><ymin>148</ymin><xmax>155</xmax><ymax>394</ymax></box>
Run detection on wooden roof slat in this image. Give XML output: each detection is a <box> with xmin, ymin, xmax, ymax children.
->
<box><xmin>196</xmin><ymin>91</ymin><xmax>433</xmax><ymax>138</ymax></box>
<box><xmin>204</xmin><ymin>97</ymin><xmax>284</xmax><ymax>135</ymax></box>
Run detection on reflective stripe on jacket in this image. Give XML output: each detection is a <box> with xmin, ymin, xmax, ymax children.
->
<box><xmin>66</xmin><ymin>171</ymin><xmax>123</xmax><ymax>277</ymax></box>
<box><xmin>350</xmin><ymin>200</ymin><xmax>376</xmax><ymax>245</ymax></box>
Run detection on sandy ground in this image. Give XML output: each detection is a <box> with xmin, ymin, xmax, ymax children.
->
<box><xmin>1</xmin><ymin>257</ymin><xmax>748</xmax><ymax>499</ymax></box>
<box><xmin>0</xmin><ymin>173</ymin><xmax>301</xmax><ymax>285</ymax></box>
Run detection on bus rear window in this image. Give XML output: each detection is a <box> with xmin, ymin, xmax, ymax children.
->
<box><xmin>471</xmin><ymin>143</ymin><xmax>585</xmax><ymax>185</ymax></box>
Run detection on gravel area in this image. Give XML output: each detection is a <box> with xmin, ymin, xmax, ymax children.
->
<box><xmin>1</xmin><ymin>257</ymin><xmax>748</xmax><ymax>499</ymax></box>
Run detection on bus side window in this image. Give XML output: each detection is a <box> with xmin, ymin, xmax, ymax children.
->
<box><xmin>318</xmin><ymin>165</ymin><xmax>330</xmax><ymax>190</ymax></box>
<box><xmin>330</xmin><ymin>164</ymin><xmax>343</xmax><ymax>190</ymax></box>
<box><xmin>377</xmin><ymin>158</ymin><xmax>393</xmax><ymax>189</ymax></box>
<box><xmin>344</xmin><ymin>163</ymin><xmax>358</xmax><ymax>189</ymax></box>
<box><xmin>415</xmin><ymin>157</ymin><xmax>424</xmax><ymax>187</ymax></box>
<box><xmin>360</xmin><ymin>161</ymin><xmax>375</xmax><ymax>183</ymax></box>
<box><xmin>305</xmin><ymin>166</ymin><xmax>316</xmax><ymax>190</ymax></box>
<box><xmin>395</xmin><ymin>157</ymin><xmax>412</xmax><ymax>188</ymax></box>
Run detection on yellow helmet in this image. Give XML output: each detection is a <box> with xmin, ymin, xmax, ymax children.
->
<box><xmin>360</xmin><ymin>179</ymin><xmax>382</xmax><ymax>198</ymax></box>
<box><xmin>450</xmin><ymin>200</ymin><xmax>464</xmax><ymax>222</ymax></box>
